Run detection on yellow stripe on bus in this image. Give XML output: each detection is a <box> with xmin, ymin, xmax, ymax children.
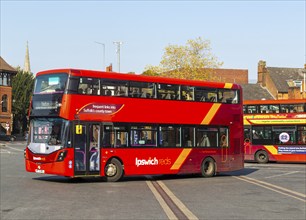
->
<box><xmin>170</xmin><ymin>149</ymin><xmax>192</xmax><ymax>170</ymax></box>
<box><xmin>264</xmin><ymin>145</ymin><xmax>278</xmax><ymax>155</ymax></box>
<box><xmin>201</xmin><ymin>103</ymin><xmax>221</xmax><ymax>125</ymax></box>
<box><xmin>224</xmin><ymin>83</ymin><xmax>233</xmax><ymax>89</ymax></box>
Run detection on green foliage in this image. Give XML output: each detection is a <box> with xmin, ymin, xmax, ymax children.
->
<box><xmin>143</xmin><ymin>37</ymin><xmax>223</xmax><ymax>80</ymax></box>
<box><xmin>12</xmin><ymin>67</ymin><xmax>34</xmax><ymax>131</ymax></box>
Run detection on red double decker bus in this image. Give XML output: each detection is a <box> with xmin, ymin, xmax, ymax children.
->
<box><xmin>243</xmin><ymin>99</ymin><xmax>306</xmax><ymax>163</ymax></box>
<box><xmin>25</xmin><ymin>69</ymin><xmax>244</xmax><ymax>181</ymax></box>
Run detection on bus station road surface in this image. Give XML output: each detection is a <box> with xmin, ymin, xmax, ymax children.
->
<box><xmin>1</xmin><ymin>141</ymin><xmax>305</xmax><ymax>220</ymax></box>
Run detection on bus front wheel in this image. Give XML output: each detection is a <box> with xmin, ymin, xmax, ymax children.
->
<box><xmin>201</xmin><ymin>157</ymin><xmax>216</xmax><ymax>177</ymax></box>
<box><xmin>255</xmin><ymin>150</ymin><xmax>269</xmax><ymax>164</ymax></box>
<box><xmin>105</xmin><ymin>158</ymin><xmax>123</xmax><ymax>182</ymax></box>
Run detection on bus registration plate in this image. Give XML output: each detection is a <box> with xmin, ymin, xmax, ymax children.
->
<box><xmin>35</xmin><ymin>168</ymin><xmax>45</xmax><ymax>174</ymax></box>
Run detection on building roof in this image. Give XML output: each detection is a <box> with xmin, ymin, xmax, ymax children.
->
<box><xmin>268</xmin><ymin>67</ymin><xmax>305</xmax><ymax>93</ymax></box>
<box><xmin>0</xmin><ymin>56</ymin><xmax>17</xmax><ymax>73</ymax></box>
<box><xmin>241</xmin><ymin>84</ymin><xmax>274</xmax><ymax>101</ymax></box>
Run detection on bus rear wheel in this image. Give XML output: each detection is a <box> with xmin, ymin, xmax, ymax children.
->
<box><xmin>255</xmin><ymin>150</ymin><xmax>269</xmax><ymax>164</ymax></box>
<box><xmin>105</xmin><ymin>158</ymin><xmax>123</xmax><ymax>182</ymax></box>
<box><xmin>201</xmin><ymin>157</ymin><xmax>216</xmax><ymax>177</ymax></box>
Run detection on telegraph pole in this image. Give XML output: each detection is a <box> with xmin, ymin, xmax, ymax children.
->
<box><xmin>113</xmin><ymin>41</ymin><xmax>123</xmax><ymax>72</ymax></box>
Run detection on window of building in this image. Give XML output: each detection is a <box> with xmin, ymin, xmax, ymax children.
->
<box><xmin>1</xmin><ymin>95</ymin><xmax>8</xmax><ymax>112</ymax></box>
<box><xmin>293</xmin><ymin>80</ymin><xmax>302</xmax><ymax>92</ymax></box>
<box><xmin>2</xmin><ymin>73</ymin><xmax>8</xmax><ymax>86</ymax></box>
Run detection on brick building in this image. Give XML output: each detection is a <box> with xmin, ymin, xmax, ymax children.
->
<box><xmin>213</xmin><ymin>68</ymin><xmax>248</xmax><ymax>84</ymax></box>
<box><xmin>257</xmin><ymin>60</ymin><xmax>306</xmax><ymax>100</ymax></box>
<box><xmin>0</xmin><ymin>57</ymin><xmax>17</xmax><ymax>134</ymax></box>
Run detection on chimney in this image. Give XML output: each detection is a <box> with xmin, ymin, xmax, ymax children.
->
<box><xmin>106</xmin><ymin>63</ymin><xmax>113</xmax><ymax>72</ymax></box>
<box><xmin>257</xmin><ymin>60</ymin><xmax>266</xmax><ymax>84</ymax></box>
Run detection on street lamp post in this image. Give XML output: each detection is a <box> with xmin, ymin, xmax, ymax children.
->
<box><xmin>94</xmin><ymin>41</ymin><xmax>105</xmax><ymax>71</ymax></box>
<box><xmin>113</xmin><ymin>41</ymin><xmax>123</xmax><ymax>72</ymax></box>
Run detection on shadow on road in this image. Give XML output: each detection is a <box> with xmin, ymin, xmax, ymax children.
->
<box><xmin>32</xmin><ymin>167</ymin><xmax>258</xmax><ymax>183</ymax></box>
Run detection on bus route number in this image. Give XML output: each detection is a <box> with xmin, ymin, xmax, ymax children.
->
<box><xmin>76</xmin><ymin>125</ymin><xmax>83</xmax><ymax>134</ymax></box>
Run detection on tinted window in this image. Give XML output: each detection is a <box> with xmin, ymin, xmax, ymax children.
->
<box><xmin>78</xmin><ymin>77</ymin><xmax>100</xmax><ymax>95</ymax></box>
<box><xmin>101</xmin><ymin>79</ymin><xmax>128</xmax><ymax>96</ymax></box>
<box><xmin>129</xmin><ymin>82</ymin><xmax>155</xmax><ymax>98</ymax></box>
<box><xmin>157</xmin><ymin>84</ymin><xmax>180</xmax><ymax>100</ymax></box>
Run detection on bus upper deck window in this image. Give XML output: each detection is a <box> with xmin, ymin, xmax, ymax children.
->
<box><xmin>34</xmin><ymin>73</ymin><xmax>68</xmax><ymax>94</ymax></box>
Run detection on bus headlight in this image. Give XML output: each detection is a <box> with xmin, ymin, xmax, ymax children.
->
<box><xmin>57</xmin><ymin>150</ymin><xmax>67</xmax><ymax>161</ymax></box>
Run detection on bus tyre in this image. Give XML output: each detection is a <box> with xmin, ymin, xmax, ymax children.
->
<box><xmin>255</xmin><ymin>150</ymin><xmax>269</xmax><ymax>164</ymax></box>
<box><xmin>201</xmin><ymin>157</ymin><xmax>215</xmax><ymax>177</ymax></box>
<box><xmin>105</xmin><ymin>158</ymin><xmax>123</xmax><ymax>182</ymax></box>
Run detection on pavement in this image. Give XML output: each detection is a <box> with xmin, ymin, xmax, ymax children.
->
<box><xmin>0</xmin><ymin>134</ymin><xmax>26</xmax><ymax>147</ymax></box>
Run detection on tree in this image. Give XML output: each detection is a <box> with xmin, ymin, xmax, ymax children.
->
<box><xmin>12</xmin><ymin>67</ymin><xmax>34</xmax><ymax>134</ymax></box>
<box><xmin>143</xmin><ymin>37</ymin><xmax>223</xmax><ymax>80</ymax></box>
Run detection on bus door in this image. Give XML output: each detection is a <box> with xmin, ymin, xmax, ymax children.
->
<box><xmin>73</xmin><ymin>122</ymin><xmax>101</xmax><ymax>176</ymax></box>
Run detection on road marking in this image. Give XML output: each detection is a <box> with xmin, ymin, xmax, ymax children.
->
<box><xmin>0</xmin><ymin>149</ymin><xmax>11</xmax><ymax>154</ymax></box>
<box><xmin>2</xmin><ymin>145</ymin><xmax>24</xmax><ymax>152</ymax></box>
<box><xmin>264</xmin><ymin>171</ymin><xmax>299</xmax><ymax>179</ymax></box>
<box><xmin>157</xmin><ymin>181</ymin><xmax>198</xmax><ymax>220</ymax></box>
<box><xmin>234</xmin><ymin>176</ymin><xmax>306</xmax><ymax>203</ymax></box>
<box><xmin>147</xmin><ymin>180</ymin><xmax>198</xmax><ymax>220</ymax></box>
<box><xmin>146</xmin><ymin>181</ymin><xmax>177</xmax><ymax>220</ymax></box>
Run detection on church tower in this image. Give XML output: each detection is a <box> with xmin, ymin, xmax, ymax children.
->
<box><xmin>24</xmin><ymin>41</ymin><xmax>31</xmax><ymax>73</ymax></box>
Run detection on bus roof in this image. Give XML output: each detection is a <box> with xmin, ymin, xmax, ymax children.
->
<box><xmin>244</xmin><ymin>99</ymin><xmax>306</xmax><ymax>105</ymax></box>
<box><xmin>35</xmin><ymin>68</ymin><xmax>242</xmax><ymax>90</ymax></box>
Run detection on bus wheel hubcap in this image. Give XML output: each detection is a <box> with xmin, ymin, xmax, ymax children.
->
<box><xmin>106</xmin><ymin>164</ymin><xmax>117</xmax><ymax>177</ymax></box>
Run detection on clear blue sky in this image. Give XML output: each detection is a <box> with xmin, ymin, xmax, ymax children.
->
<box><xmin>1</xmin><ymin>0</ymin><xmax>305</xmax><ymax>82</ymax></box>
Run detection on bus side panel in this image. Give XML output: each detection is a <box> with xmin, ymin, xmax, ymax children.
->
<box><xmin>101</xmin><ymin>148</ymin><xmax>189</xmax><ymax>176</ymax></box>
<box><xmin>272</xmin><ymin>145</ymin><xmax>306</xmax><ymax>163</ymax></box>
<box><xmin>62</xmin><ymin>94</ymin><xmax>242</xmax><ymax>126</ymax></box>
<box><xmin>244</xmin><ymin>144</ymin><xmax>277</xmax><ymax>162</ymax></box>
<box><xmin>100</xmin><ymin>148</ymin><xmax>244</xmax><ymax>177</ymax></box>
<box><xmin>244</xmin><ymin>143</ymin><xmax>306</xmax><ymax>163</ymax></box>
